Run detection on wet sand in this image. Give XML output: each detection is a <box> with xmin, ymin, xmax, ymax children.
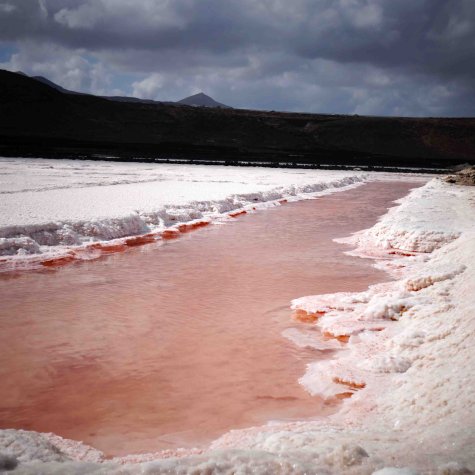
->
<box><xmin>0</xmin><ymin>181</ymin><xmax>417</xmax><ymax>456</ymax></box>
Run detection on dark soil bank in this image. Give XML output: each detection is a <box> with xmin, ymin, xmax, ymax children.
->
<box><xmin>1</xmin><ymin>69</ymin><xmax>474</xmax><ymax>168</ymax></box>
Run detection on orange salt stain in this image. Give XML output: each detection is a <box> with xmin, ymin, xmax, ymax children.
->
<box><xmin>323</xmin><ymin>331</ymin><xmax>349</xmax><ymax>343</ymax></box>
<box><xmin>87</xmin><ymin>243</ymin><xmax>128</xmax><ymax>253</ymax></box>
<box><xmin>160</xmin><ymin>229</ymin><xmax>180</xmax><ymax>240</ymax></box>
<box><xmin>291</xmin><ymin>309</ymin><xmax>325</xmax><ymax>323</ymax></box>
<box><xmin>125</xmin><ymin>234</ymin><xmax>156</xmax><ymax>247</ymax></box>
<box><xmin>36</xmin><ymin>224</ymin><xmax>210</xmax><ymax>271</ymax></box>
<box><xmin>332</xmin><ymin>377</ymin><xmax>366</xmax><ymax>390</ymax></box>
<box><xmin>335</xmin><ymin>392</ymin><xmax>354</xmax><ymax>400</ymax></box>
<box><xmin>326</xmin><ymin>392</ymin><xmax>354</xmax><ymax>406</ymax></box>
<box><xmin>388</xmin><ymin>305</ymin><xmax>409</xmax><ymax>321</ymax></box>
<box><xmin>279</xmin><ymin>199</ymin><xmax>288</xmax><ymax>204</ymax></box>
<box><xmin>388</xmin><ymin>249</ymin><xmax>416</xmax><ymax>257</ymax></box>
<box><xmin>177</xmin><ymin>221</ymin><xmax>210</xmax><ymax>233</ymax></box>
<box><xmin>229</xmin><ymin>210</ymin><xmax>247</xmax><ymax>218</ymax></box>
<box><xmin>41</xmin><ymin>254</ymin><xmax>76</xmax><ymax>268</ymax></box>
<box><xmin>177</xmin><ymin>224</ymin><xmax>191</xmax><ymax>233</ymax></box>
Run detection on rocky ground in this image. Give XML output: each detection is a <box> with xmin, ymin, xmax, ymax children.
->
<box><xmin>445</xmin><ymin>166</ymin><xmax>475</xmax><ymax>186</ymax></box>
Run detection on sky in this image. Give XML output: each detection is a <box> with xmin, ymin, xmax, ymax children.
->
<box><xmin>0</xmin><ymin>0</ymin><xmax>474</xmax><ymax>116</ymax></box>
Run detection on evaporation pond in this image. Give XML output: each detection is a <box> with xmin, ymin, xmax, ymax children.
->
<box><xmin>0</xmin><ymin>181</ymin><xmax>416</xmax><ymax>456</ymax></box>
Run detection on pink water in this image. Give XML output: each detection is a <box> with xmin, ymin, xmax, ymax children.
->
<box><xmin>0</xmin><ymin>181</ymin><xmax>416</xmax><ymax>456</ymax></box>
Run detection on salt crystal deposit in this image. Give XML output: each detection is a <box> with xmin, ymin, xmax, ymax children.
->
<box><xmin>0</xmin><ymin>157</ymin><xmax>374</xmax><ymax>270</ymax></box>
<box><xmin>1</xmin><ymin>159</ymin><xmax>472</xmax><ymax>474</ymax></box>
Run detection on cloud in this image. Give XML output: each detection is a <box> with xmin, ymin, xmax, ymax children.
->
<box><xmin>0</xmin><ymin>3</ymin><xmax>16</xmax><ymax>13</ymax></box>
<box><xmin>132</xmin><ymin>73</ymin><xmax>167</xmax><ymax>99</ymax></box>
<box><xmin>54</xmin><ymin>3</ymin><xmax>103</xmax><ymax>29</ymax></box>
<box><xmin>0</xmin><ymin>0</ymin><xmax>474</xmax><ymax>115</ymax></box>
<box><xmin>53</xmin><ymin>0</ymin><xmax>186</xmax><ymax>32</ymax></box>
<box><xmin>0</xmin><ymin>41</ymin><xmax>122</xmax><ymax>95</ymax></box>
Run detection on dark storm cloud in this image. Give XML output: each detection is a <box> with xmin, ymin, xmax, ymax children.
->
<box><xmin>0</xmin><ymin>0</ymin><xmax>474</xmax><ymax>115</ymax></box>
<box><xmin>0</xmin><ymin>0</ymin><xmax>263</xmax><ymax>51</ymax></box>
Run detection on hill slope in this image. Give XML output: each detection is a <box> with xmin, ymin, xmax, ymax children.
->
<box><xmin>32</xmin><ymin>76</ymin><xmax>82</xmax><ymax>95</ymax></box>
<box><xmin>0</xmin><ymin>69</ymin><xmax>474</xmax><ymax>167</ymax></box>
<box><xmin>30</xmin><ymin>73</ymin><xmax>227</xmax><ymax>108</ymax></box>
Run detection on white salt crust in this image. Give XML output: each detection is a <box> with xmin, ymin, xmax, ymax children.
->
<box><xmin>0</xmin><ymin>157</ymin><xmax>428</xmax><ymax>271</ymax></box>
<box><xmin>0</xmin><ymin>157</ymin><xmax>381</xmax><ymax>269</ymax></box>
<box><xmin>2</xmin><ymin>170</ymin><xmax>473</xmax><ymax>474</ymax></box>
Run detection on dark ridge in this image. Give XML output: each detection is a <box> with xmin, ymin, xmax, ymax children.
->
<box><xmin>103</xmin><ymin>95</ymin><xmax>169</xmax><ymax>105</ymax></box>
<box><xmin>30</xmin><ymin>73</ymin><xmax>222</xmax><ymax>108</ymax></box>
<box><xmin>31</xmin><ymin>76</ymin><xmax>83</xmax><ymax>95</ymax></box>
<box><xmin>177</xmin><ymin>92</ymin><xmax>231</xmax><ymax>109</ymax></box>
<box><xmin>1</xmin><ymin>69</ymin><xmax>474</xmax><ymax>169</ymax></box>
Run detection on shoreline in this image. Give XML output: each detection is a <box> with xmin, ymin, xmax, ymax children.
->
<box><xmin>211</xmin><ymin>178</ymin><xmax>475</xmax><ymax>473</ymax></box>
<box><xmin>0</xmin><ymin>153</ymin><xmax>451</xmax><ymax>174</ymax></box>
<box><xmin>1</xmin><ymin>175</ymin><xmax>473</xmax><ymax>474</ymax></box>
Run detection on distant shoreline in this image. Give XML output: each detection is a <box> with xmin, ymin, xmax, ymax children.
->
<box><xmin>0</xmin><ymin>152</ymin><xmax>449</xmax><ymax>174</ymax></box>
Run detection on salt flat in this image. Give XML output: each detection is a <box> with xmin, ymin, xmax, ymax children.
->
<box><xmin>0</xmin><ymin>157</ymin><xmax>377</xmax><ymax>262</ymax></box>
<box><xmin>0</xmin><ymin>157</ymin><xmax>366</xmax><ymax>225</ymax></box>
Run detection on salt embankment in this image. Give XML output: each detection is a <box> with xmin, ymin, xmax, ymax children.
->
<box><xmin>2</xmin><ymin>175</ymin><xmax>473</xmax><ymax>474</ymax></box>
<box><xmin>211</xmin><ymin>178</ymin><xmax>475</xmax><ymax>474</ymax></box>
<box><xmin>0</xmin><ymin>158</ymin><xmax>372</xmax><ymax>271</ymax></box>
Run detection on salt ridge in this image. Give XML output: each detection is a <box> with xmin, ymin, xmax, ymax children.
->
<box><xmin>0</xmin><ymin>157</ymin><xmax>376</xmax><ymax>271</ymax></box>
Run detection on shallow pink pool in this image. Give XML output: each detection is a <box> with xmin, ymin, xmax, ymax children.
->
<box><xmin>0</xmin><ymin>181</ymin><xmax>417</xmax><ymax>456</ymax></box>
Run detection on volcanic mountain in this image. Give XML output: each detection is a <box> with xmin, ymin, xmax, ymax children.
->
<box><xmin>177</xmin><ymin>92</ymin><xmax>231</xmax><ymax>108</ymax></box>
